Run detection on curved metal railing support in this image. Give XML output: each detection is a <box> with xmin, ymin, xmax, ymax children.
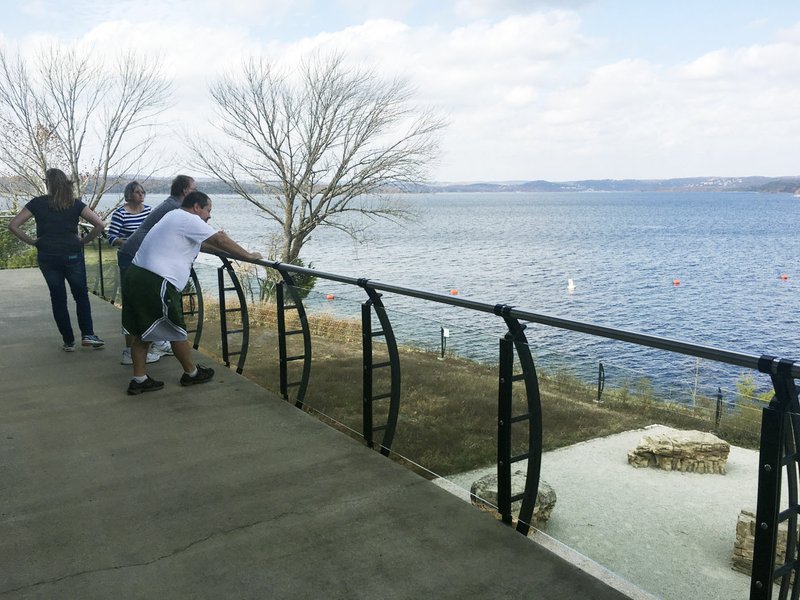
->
<box><xmin>359</xmin><ymin>279</ymin><xmax>402</xmax><ymax>457</ymax></box>
<box><xmin>751</xmin><ymin>357</ymin><xmax>800</xmax><ymax>600</ymax></box>
<box><xmin>183</xmin><ymin>267</ymin><xmax>204</xmax><ymax>350</ymax></box>
<box><xmin>217</xmin><ymin>256</ymin><xmax>250</xmax><ymax>374</ymax></box>
<box><xmin>275</xmin><ymin>267</ymin><xmax>312</xmax><ymax>409</ymax></box>
<box><xmin>494</xmin><ymin>304</ymin><xmax>544</xmax><ymax>537</ymax></box>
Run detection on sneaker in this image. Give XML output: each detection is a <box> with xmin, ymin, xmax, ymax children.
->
<box><xmin>150</xmin><ymin>341</ymin><xmax>173</xmax><ymax>356</ymax></box>
<box><xmin>127</xmin><ymin>375</ymin><xmax>165</xmax><ymax>395</ymax></box>
<box><xmin>120</xmin><ymin>348</ymin><xmax>162</xmax><ymax>365</ymax></box>
<box><xmin>62</xmin><ymin>341</ymin><xmax>76</xmax><ymax>352</ymax></box>
<box><xmin>180</xmin><ymin>365</ymin><xmax>215</xmax><ymax>386</ymax></box>
<box><xmin>81</xmin><ymin>334</ymin><xmax>105</xmax><ymax>349</ymax></box>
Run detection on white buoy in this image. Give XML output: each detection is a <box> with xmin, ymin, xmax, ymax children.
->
<box><xmin>567</xmin><ymin>278</ymin><xmax>576</xmax><ymax>292</ymax></box>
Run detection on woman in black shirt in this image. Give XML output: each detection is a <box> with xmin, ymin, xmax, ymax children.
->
<box><xmin>8</xmin><ymin>168</ymin><xmax>106</xmax><ymax>351</ymax></box>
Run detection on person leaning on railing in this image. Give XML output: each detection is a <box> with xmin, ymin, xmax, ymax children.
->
<box><xmin>121</xmin><ymin>190</ymin><xmax>262</xmax><ymax>395</ymax></box>
<box><xmin>7</xmin><ymin>168</ymin><xmax>106</xmax><ymax>351</ymax></box>
<box><xmin>107</xmin><ymin>181</ymin><xmax>161</xmax><ymax>366</ymax></box>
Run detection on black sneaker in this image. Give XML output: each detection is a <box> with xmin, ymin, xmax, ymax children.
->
<box><xmin>127</xmin><ymin>375</ymin><xmax>165</xmax><ymax>395</ymax></box>
<box><xmin>180</xmin><ymin>365</ymin><xmax>214</xmax><ymax>386</ymax></box>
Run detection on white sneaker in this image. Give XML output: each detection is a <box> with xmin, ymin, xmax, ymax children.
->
<box><xmin>150</xmin><ymin>340</ymin><xmax>174</xmax><ymax>356</ymax></box>
<box><xmin>120</xmin><ymin>348</ymin><xmax>162</xmax><ymax>365</ymax></box>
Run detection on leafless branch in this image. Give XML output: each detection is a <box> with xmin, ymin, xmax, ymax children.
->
<box><xmin>191</xmin><ymin>51</ymin><xmax>446</xmax><ymax>263</ymax></box>
<box><xmin>0</xmin><ymin>44</ymin><xmax>172</xmax><ymax>212</ymax></box>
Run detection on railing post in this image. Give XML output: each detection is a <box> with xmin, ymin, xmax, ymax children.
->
<box><xmin>751</xmin><ymin>356</ymin><xmax>800</xmax><ymax>599</ymax></box>
<box><xmin>218</xmin><ymin>266</ymin><xmax>229</xmax><ymax>364</ymax></box>
<box><xmin>274</xmin><ymin>269</ymin><xmax>311</xmax><ymax>408</ymax></box>
<box><xmin>497</xmin><ymin>335</ymin><xmax>514</xmax><ymax>525</ymax></box>
<box><xmin>213</xmin><ymin>257</ymin><xmax>250</xmax><ymax>374</ymax></box>
<box><xmin>597</xmin><ymin>361</ymin><xmax>605</xmax><ymax>404</ymax></box>
<box><xmin>358</xmin><ymin>279</ymin><xmax>401</xmax><ymax>457</ymax></box>
<box><xmin>493</xmin><ymin>304</ymin><xmax>544</xmax><ymax>537</ymax></box>
<box><xmin>362</xmin><ymin>299</ymin><xmax>374</xmax><ymax>449</ymax></box>
<box><xmin>97</xmin><ymin>236</ymin><xmax>105</xmax><ymax>299</ymax></box>
<box><xmin>276</xmin><ymin>282</ymin><xmax>289</xmax><ymax>400</ymax></box>
<box><xmin>182</xmin><ymin>268</ymin><xmax>204</xmax><ymax>350</ymax></box>
<box><xmin>751</xmin><ymin>404</ymin><xmax>785</xmax><ymax>599</ymax></box>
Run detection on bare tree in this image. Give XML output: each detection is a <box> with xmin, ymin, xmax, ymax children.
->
<box><xmin>0</xmin><ymin>54</ymin><xmax>61</xmax><ymax>207</ymax></box>
<box><xmin>0</xmin><ymin>44</ymin><xmax>171</xmax><ymax>214</ymax></box>
<box><xmin>191</xmin><ymin>52</ymin><xmax>446</xmax><ymax>264</ymax></box>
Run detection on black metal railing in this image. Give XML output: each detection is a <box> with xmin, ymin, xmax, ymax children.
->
<box><xmin>79</xmin><ymin>240</ymin><xmax>800</xmax><ymax>600</ymax></box>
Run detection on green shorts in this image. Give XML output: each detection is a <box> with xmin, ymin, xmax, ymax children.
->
<box><xmin>121</xmin><ymin>264</ymin><xmax>187</xmax><ymax>341</ymax></box>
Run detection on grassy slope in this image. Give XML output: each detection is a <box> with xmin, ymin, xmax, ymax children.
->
<box><xmin>198</xmin><ymin>301</ymin><xmax>762</xmax><ymax>477</ymax></box>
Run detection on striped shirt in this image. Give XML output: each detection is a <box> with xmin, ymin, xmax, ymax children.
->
<box><xmin>107</xmin><ymin>204</ymin><xmax>152</xmax><ymax>247</ymax></box>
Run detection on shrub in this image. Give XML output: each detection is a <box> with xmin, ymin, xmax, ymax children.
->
<box><xmin>0</xmin><ymin>223</ymin><xmax>37</xmax><ymax>268</ymax></box>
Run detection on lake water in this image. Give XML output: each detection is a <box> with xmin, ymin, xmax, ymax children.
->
<box><xmin>122</xmin><ymin>191</ymin><xmax>800</xmax><ymax>398</ymax></box>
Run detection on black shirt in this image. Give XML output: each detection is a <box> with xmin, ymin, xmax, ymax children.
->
<box><xmin>25</xmin><ymin>195</ymin><xmax>87</xmax><ymax>255</ymax></box>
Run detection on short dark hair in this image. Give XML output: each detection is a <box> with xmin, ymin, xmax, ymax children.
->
<box><xmin>170</xmin><ymin>174</ymin><xmax>194</xmax><ymax>197</ymax></box>
<box><xmin>181</xmin><ymin>190</ymin><xmax>210</xmax><ymax>209</ymax></box>
<box><xmin>123</xmin><ymin>181</ymin><xmax>144</xmax><ymax>202</ymax></box>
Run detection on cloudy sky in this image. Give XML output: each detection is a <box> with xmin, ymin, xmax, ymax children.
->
<box><xmin>2</xmin><ymin>0</ymin><xmax>799</xmax><ymax>182</ymax></box>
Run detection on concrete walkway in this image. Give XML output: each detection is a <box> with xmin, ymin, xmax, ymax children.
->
<box><xmin>0</xmin><ymin>268</ymin><xmax>634</xmax><ymax>599</ymax></box>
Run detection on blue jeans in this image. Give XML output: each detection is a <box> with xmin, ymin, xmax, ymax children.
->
<box><xmin>37</xmin><ymin>251</ymin><xmax>95</xmax><ymax>344</ymax></box>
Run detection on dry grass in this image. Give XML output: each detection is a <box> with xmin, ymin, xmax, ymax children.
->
<box><xmin>196</xmin><ymin>297</ymin><xmax>764</xmax><ymax>478</ymax></box>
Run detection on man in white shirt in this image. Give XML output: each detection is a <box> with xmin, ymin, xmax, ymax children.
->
<box><xmin>121</xmin><ymin>191</ymin><xmax>262</xmax><ymax>395</ymax></box>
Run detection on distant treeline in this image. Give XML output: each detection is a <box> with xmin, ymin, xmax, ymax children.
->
<box><xmin>100</xmin><ymin>177</ymin><xmax>249</xmax><ymax>196</ymax></box>
<box><xmin>6</xmin><ymin>175</ymin><xmax>800</xmax><ymax>197</ymax></box>
<box><xmin>407</xmin><ymin>175</ymin><xmax>800</xmax><ymax>194</ymax></box>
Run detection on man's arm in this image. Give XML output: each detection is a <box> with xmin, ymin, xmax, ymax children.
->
<box><xmin>203</xmin><ymin>230</ymin><xmax>262</xmax><ymax>261</ymax></box>
<box><xmin>119</xmin><ymin>197</ymin><xmax>179</xmax><ymax>255</ymax></box>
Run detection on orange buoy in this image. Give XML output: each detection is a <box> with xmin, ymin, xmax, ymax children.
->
<box><xmin>780</xmin><ymin>273</ymin><xmax>789</xmax><ymax>281</ymax></box>
<box><xmin>326</xmin><ymin>293</ymin><xmax>335</xmax><ymax>300</ymax></box>
<box><xmin>449</xmin><ymin>289</ymin><xmax>459</xmax><ymax>295</ymax></box>
<box><xmin>673</xmin><ymin>279</ymin><xmax>680</xmax><ymax>286</ymax></box>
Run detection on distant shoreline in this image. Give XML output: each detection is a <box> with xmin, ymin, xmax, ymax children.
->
<box><xmin>132</xmin><ymin>174</ymin><xmax>800</xmax><ymax>195</ymax></box>
<box><xmin>2</xmin><ymin>174</ymin><xmax>798</xmax><ymax>198</ymax></box>
<box><xmin>407</xmin><ymin>175</ymin><xmax>800</xmax><ymax>194</ymax></box>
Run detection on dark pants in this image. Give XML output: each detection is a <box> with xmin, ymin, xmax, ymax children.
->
<box><xmin>37</xmin><ymin>251</ymin><xmax>94</xmax><ymax>344</ymax></box>
<box><xmin>118</xmin><ymin>251</ymin><xmax>134</xmax><ymax>284</ymax></box>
